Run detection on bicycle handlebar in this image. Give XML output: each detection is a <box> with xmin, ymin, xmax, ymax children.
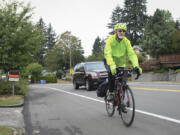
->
<box><xmin>115</xmin><ymin>67</ymin><xmax>140</xmax><ymax>80</ymax></box>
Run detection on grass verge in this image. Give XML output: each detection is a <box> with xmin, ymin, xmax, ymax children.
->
<box><xmin>0</xmin><ymin>95</ymin><xmax>23</xmax><ymax>106</ymax></box>
<box><xmin>0</xmin><ymin>126</ymin><xmax>25</xmax><ymax>135</ymax></box>
<box><xmin>0</xmin><ymin>126</ymin><xmax>13</xmax><ymax>135</ymax></box>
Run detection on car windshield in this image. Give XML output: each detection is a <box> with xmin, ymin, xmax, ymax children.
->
<box><xmin>85</xmin><ymin>62</ymin><xmax>106</xmax><ymax>71</ymax></box>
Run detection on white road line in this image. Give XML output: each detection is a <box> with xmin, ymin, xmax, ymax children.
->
<box><xmin>45</xmin><ymin>86</ymin><xmax>104</xmax><ymax>103</ymax></box>
<box><xmin>45</xmin><ymin>86</ymin><xmax>180</xmax><ymax>124</ymax></box>
<box><xmin>135</xmin><ymin>109</ymin><xmax>180</xmax><ymax>124</ymax></box>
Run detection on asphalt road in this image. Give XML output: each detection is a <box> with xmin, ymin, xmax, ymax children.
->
<box><xmin>24</xmin><ymin>82</ymin><xmax>180</xmax><ymax>135</ymax></box>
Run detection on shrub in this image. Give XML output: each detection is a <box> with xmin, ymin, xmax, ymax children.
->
<box><xmin>40</xmin><ymin>74</ymin><xmax>57</xmax><ymax>83</ymax></box>
<box><xmin>153</xmin><ymin>67</ymin><xmax>168</xmax><ymax>73</ymax></box>
<box><xmin>0</xmin><ymin>80</ymin><xmax>28</xmax><ymax>95</ymax></box>
<box><xmin>25</xmin><ymin>63</ymin><xmax>43</xmax><ymax>83</ymax></box>
<box><xmin>56</xmin><ymin>70</ymin><xmax>64</xmax><ymax>79</ymax></box>
<box><xmin>175</xmin><ymin>68</ymin><xmax>180</xmax><ymax>73</ymax></box>
<box><xmin>0</xmin><ymin>82</ymin><xmax>11</xmax><ymax>94</ymax></box>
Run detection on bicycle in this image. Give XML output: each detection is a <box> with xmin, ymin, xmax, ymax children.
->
<box><xmin>105</xmin><ymin>67</ymin><xmax>140</xmax><ymax>127</ymax></box>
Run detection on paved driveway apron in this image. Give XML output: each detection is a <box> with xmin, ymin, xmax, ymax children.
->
<box><xmin>0</xmin><ymin>107</ymin><xmax>24</xmax><ymax>128</ymax></box>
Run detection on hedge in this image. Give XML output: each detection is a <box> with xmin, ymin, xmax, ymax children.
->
<box><xmin>31</xmin><ymin>74</ymin><xmax>57</xmax><ymax>83</ymax></box>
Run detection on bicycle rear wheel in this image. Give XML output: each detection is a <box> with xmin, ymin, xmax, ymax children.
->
<box><xmin>119</xmin><ymin>86</ymin><xmax>135</xmax><ymax>127</ymax></box>
<box><xmin>105</xmin><ymin>90</ymin><xmax>115</xmax><ymax>117</ymax></box>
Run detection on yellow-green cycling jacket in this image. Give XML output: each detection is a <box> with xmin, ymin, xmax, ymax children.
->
<box><xmin>104</xmin><ymin>35</ymin><xmax>139</xmax><ymax>74</ymax></box>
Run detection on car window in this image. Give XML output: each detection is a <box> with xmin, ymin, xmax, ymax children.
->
<box><xmin>74</xmin><ymin>64</ymin><xmax>80</xmax><ymax>72</ymax></box>
<box><xmin>74</xmin><ymin>65</ymin><xmax>78</xmax><ymax>72</ymax></box>
<box><xmin>79</xmin><ymin>64</ymin><xmax>85</xmax><ymax>72</ymax></box>
<box><xmin>85</xmin><ymin>62</ymin><xmax>106</xmax><ymax>71</ymax></box>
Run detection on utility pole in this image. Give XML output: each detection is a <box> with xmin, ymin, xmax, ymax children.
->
<box><xmin>69</xmin><ymin>45</ymin><xmax>72</xmax><ymax>69</ymax></box>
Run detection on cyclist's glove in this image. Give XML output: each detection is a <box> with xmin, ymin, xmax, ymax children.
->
<box><xmin>134</xmin><ymin>67</ymin><xmax>142</xmax><ymax>75</ymax></box>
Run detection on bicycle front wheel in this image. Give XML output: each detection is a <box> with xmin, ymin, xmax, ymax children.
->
<box><xmin>119</xmin><ymin>86</ymin><xmax>135</xmax><ymax>127</ymax></box>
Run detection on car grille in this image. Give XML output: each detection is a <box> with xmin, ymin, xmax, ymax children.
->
<box><xmin>99</xmin><ymin>71</ymin><xmax>108</xmax><ymax>78</ymax></box>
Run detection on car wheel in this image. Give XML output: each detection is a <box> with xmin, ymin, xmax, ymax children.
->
<box><xmin>86</xmin><ymin>79</ymin><xmax>92</xmax><ymax>91</ymax></box>
<box><xmin>73</xmin><ymin>80</ymin><xmax>79</xmax><ymax>89</ymax></box>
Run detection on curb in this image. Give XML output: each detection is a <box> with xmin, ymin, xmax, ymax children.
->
<box><xmin>0</xmin><ymin>99</ymin><xmax>24</xmax><ymax>108</ymax></box>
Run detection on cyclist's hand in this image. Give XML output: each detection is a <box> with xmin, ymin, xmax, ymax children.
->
<box><xmin>110</xmin><ymin>65</ymin><xmax>116</xmax><ymax>75</ymax></box>
<box><xmin>134</xmin><ymin>67</ymin><xmax>142</xmax><ymax>75</ymax></box>
<box><xmin>134</xmin><ymin>67</ymin><xmax>142</xmax><ymax>80</ymax></box>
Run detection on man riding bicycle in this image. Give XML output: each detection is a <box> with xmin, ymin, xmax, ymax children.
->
<box><xmin>104</xmin><ymin>23</ymin><xmax>142</xmax><ymax>101</ymax></box>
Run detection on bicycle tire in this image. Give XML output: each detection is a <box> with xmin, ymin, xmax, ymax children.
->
<box><xmin>105</xmin><ymin>90</ymin><xmax>115</xmax><ymax>117</ymax></box>
<box><xmin>119</xmin><ymin>86</ymin><xmax>135</xmax><ymax>127</ymax></box>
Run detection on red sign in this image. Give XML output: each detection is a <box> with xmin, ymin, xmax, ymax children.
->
<box><xmin>8</xmin><ymin>70</ymin><xmax>20</xmax><ymax>81</ymax></box>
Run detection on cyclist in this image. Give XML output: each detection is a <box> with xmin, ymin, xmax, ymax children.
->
<box><xmin>104</xmin><ymin>23</ymin><xmax>142</xmax><ymax>101</ymax></box>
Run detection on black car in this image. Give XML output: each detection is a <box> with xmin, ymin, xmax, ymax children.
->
<box><xmin>72</xmin><ymin>61</ymin><xmax>108</xmax><ymax>91</ymax></box>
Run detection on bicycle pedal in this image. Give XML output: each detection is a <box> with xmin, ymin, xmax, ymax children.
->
<box><xmin>126</xmin><ymin>101</ymin><xmax>130</xmax><ymax>107</ymax></box>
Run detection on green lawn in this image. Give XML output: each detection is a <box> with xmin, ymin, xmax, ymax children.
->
<box><xmin>0</xmin><ymin>95</ymin><xmax>22</xmax><ymax>106</ymax></box>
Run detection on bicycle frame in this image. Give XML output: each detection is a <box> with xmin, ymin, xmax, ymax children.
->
<box><xmin>114</xmin><ymin>80</ymin><xmax>121</xmax><ymax>105</ymax></box>
<box><xmin>114</xmin><ymin>69</ymin><xmax>131</xmax><ymax>106</ymax></box>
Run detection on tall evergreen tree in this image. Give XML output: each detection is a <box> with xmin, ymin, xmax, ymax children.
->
<box><xmin>35</xmin><ymin>18</ymin><xmax>47</xmax><ymax>66</ymax></box>
<box><xmin>92</xmin><ymin>36</ymin><xmax>104</xmax><ymax>55</ymax></box>
<box><xmin>86</xmin><ymin>36</ymin><xmax>105</xmax><ymax>62</ymax></box>
<box><xmin>123</xmin><ymin>0</ymin><xmax>147</xmax><ymax>46</ymax></box>
<box><xmin>141</xmin><ymin>9</ymin><xmax>175</xmax><ymax>58</ymax></box>
<box><xmin>175</xmin><ymin>19</ymin><xmax>180</xmax><ymax>30</ymax></box>
<box><xmin>107</xmin><ymin>5</ymin><xmax>124</xmax><ymax>35</ymax></box>
<box><xmin>37</xmin><ymin>18</ymin><xmax>47</xmax><ymax>35</ymax></box>
<box><xmin>47</xmin><ymin>23</ymin><xmax>57</xmax><ymax>49</ymax></box>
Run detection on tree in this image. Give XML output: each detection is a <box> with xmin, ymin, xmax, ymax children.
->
<box><xmin>86</xmin><ymin>54</ymin><xmax>104</xmax><ymax>62</ymax></box>
<box><xmin>46</xmin><ymin>23</ymin><xmax>57</xmax><ymax>49</ymax></box>
<box><xmin>55</xmin><ymin>31</ymin><xmax>85</xmax><ymax>69</ymax></box>
<box><xmin>92</xmin><ymin>36</ymin><xmax>104</xmax><ymax>55</ymax></box>
<box><xmin>166</xmin><ymin>30</ymin><xmax>180</xmax><ymax>54</ymax></box>
<box><xmin>107</xmin><ymin>5</ymin><xmax>124</xmax><ymax>35</ymax></box>
<box><xmin>25</xmin><ymin>63</ymin><xmax>43</xmax><ymax>83</ymax></box>
<box><xmin>123</xmin><ymin>0</ymin><xmax>148</xmax><ymax>46</ymax></box>
<box><xmin>45</xmin><ymin>46</ymin><xmax>65</xmax><ymax>72</ymax></box>
<box><xmin>141</xmin><ymin>9</ymin><xmax>175</xmax><ymax>58</ymax></box>
<box><xmin>35</xmin><ymin>18</ymin><xmax>48</xmax><ymax>66</ymax></box>
<box><xmin>87</xmin><ymin>36</ymin><xmax>105</xmax><ymax>61</ymax></box>
<box><xmin>35</xmin><ymin>19</ymin><xmax>57</xmax><ymax>66</ymax></box>
<box><xmin>0</xmin><ymin>0</ymin><xmax>44</xmax><ymax>73</ymax></box>
<box><xmin>175</xmin><ymin>19</ymin><xmax>180</xmax><ymax>30</ymax></box>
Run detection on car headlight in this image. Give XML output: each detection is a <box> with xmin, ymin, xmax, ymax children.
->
<box><xmin>90</xmin><ymin>72</ymin><xmax>98</xmax><ymax>78</ymax></box>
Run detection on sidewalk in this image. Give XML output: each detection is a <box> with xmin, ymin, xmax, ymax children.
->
<box><xmin>0</xmin><ymin>101</ymin><xmax>25</xmax><ymax>134</ymax></box>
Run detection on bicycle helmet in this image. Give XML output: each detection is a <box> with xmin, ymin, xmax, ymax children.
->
<box><xmin>114</xmin><ymin>23</ymin><xmax>127</xmax><ymax>31</ymax></box>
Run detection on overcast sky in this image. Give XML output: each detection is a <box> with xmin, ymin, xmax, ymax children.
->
<box><xmin>23</xmin><ymin>0</ymin><xmax>180</xmax><ymax>57</ymax></box>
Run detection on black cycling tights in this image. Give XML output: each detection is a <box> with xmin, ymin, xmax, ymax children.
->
<box><xmin>108</xmin><ymin>73</ymin><xmax>115</xmax><ymax>93</ymax></box>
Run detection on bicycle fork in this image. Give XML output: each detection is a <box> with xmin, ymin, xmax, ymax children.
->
<box><xmin>117</xmin><ymin>85</ymin><xmax>130</xmax><ymax>114</ymax></box>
